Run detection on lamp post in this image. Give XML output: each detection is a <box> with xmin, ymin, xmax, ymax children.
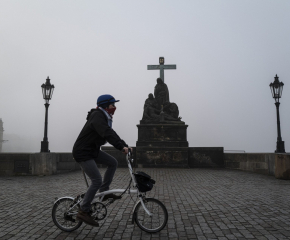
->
<box><xmin>269</xmin><ymin>74</ymin><xmax>285</xmax><ymax>153</ymax></box>
<box><xmin>41</xmin><ymin>77</ymin><xmax>55</xmax><ymax>152</ymax></box>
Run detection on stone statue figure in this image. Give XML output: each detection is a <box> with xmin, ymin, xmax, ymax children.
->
<box><xmin>163</xmin><ymin>101</ymin><xmax>179</xmax><ymax>119</ymax></box>
<box><xmin>141</xmin><ymin>94</ymin><xmax>181</xmax><ymax>123</ymax></box>
<box><xmin>142</xmin><ymin>94</ymin><xmax>161</xmax><ymax>122</ymax></box>
<box><xmin>144</xmin><ymin>93</ymin><xmax>158</xmax><ymax>109</ymax></box>
<box><xmin>154</xmin><ymin>78</ymin><xmax>169</xmax><ymax>109</ymax></box>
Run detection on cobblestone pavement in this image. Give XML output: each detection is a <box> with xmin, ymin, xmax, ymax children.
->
<box><xmin>1</xmin><ymin>168</ymin><xmax>290</xmax><ymax>240</ymax></box>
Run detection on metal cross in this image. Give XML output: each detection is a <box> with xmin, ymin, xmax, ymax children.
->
<box><xmin>147</xmin><ymin>57</ymin><xmax>176</xmax><ymax>82</ymax></box>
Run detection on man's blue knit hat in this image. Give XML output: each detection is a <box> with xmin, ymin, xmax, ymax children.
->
<box><xmin>97</xmin><ymin>94</ymin><xmax>119</xmax><ymax>106</ymax></box>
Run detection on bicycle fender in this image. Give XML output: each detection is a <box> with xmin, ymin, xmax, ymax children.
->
<box><xmin>53</xmin><ymin>196</ymin><xmax>74</xmax><ymax>205</ymax></box>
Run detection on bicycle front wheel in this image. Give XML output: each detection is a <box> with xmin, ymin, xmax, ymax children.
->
<box><xmin>52</xmin><ymin>197</ymin><xmax>82</xmax><ymax>232</ymax></box>
<box><xmin>134</xmin><ymin>198</ymin><xmax>168</xmax><ymax>233</ymax></box>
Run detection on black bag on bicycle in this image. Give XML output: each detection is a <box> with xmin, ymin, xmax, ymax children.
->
<box><xmin>134</xmin><ymin>171</ymin><xmax>155</xmax><ymax>192</ymax></box>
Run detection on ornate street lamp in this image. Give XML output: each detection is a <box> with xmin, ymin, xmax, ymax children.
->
<box><xmin>41</xmin><ymin>77</ymin><xmax>55</xmax><ymax>152</ymax></box>
<box><xmin>269</xmin><ymin>74</ymin><xmax>285</xmax><ymax>153</ymax></box>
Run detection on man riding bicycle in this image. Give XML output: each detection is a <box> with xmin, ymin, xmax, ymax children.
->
<box><xmin>72</xmin><ymin>94</ymin><xmax>130</xmax><ymax>227</ymax></box>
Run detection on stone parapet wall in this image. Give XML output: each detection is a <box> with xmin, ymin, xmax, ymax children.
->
<box><xmin>189</xmin><ymin>147</ymin><xmax>224</xmax><ymax>168</ymax></box>
<box><xmin>275</xmin><ymin>154</ymin><xmax>290</xmax><ymax>179</ymax></box>
<box><xmin>0</xmin><ymin>147</ymin><xmax>224</xmax><ymax>176</ymax></box>
<box><xmin>0</xmin><ymin>147</ymin><xmax>133</xmax><ymax>176</ymax></box>
<box><xmin>56</xmin><ymin>153</ymin><xmax>80</xmax><ymax>173</ymax></box>
<box><xmin>0</xmin><ymin>152</ymin><xmax>80</xmax><ymax>176</ymax></box>
<box><xmin>224</xmin><ymin>153</ymin><xmax>277</xmax><ymax>176</ymax></box>
<box><xmin>1</xmin><ymin>151</ymin><xmax>289</xmax><ymax>179</ymax></box>
<box><xmin>0</xmin><ymin>153</ymin><xmax>33</xmax><ymax>176</ymax></box>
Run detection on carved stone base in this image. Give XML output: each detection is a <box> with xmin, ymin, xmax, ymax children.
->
<box><xmin>135</xmin><ymin>147</ymin><xmax>224</xmax><ymax>168</ymax></box>
<box><xmin>135</xmin><ymin>147</ymin><xmax>189</xmax><ymax>168</ymax></box>
<box><xmin>136</xmin><ymin>124</ymin><xmax>188</xmax><ymax>147</ymax></box>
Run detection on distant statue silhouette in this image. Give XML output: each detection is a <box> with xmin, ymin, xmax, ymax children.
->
<box><xmin>154</xmin><ymin>78</ymin><xmax>169</xmax><ymax>109</ymax></box>
<box><xmin>163</xmin><ymin>101</ymin><xmax>179</xmax><ymax>119</ymax></box>
<box><xmin>144</xmin><ymin>93</ymin><xmax>158</xmax><ymax>110</ymax></box>
<box><xmin>142</xmin><ymin>95</ymin><xmax>181</xmax><ymax>123</ymax></box>
<box><xmin>142</xmin><ymin>94</ymin><xmax>161</xmax><ymax>122</ymax></box>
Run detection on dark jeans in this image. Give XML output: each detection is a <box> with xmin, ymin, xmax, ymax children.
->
<box><xmin>79</xmin><ymin>150</ymin><xmax>118</xmax><ymax>212</ymax></box>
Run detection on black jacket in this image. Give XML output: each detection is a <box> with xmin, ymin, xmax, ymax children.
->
<box><xmin>72</xmin><ymin>108</ymin><xmax>128</xmax><ymax>162</ymax></box>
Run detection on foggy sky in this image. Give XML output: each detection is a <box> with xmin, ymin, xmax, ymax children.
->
<box><xmin>0</xmin><ymin>0</ymin><xmax>289</xmax><ymax>153</ymax></box>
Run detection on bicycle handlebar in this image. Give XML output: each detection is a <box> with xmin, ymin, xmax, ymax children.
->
<box><xmin>124</xmin><ymin>148</ymin><xmax>133</xmax><ymax>165</ymax></box>
<box><xmin>122</xmin><ymin>147</ymin><xmax>132</xmax><ymax>155</ymax></box>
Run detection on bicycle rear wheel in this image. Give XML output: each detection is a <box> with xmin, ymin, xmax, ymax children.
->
<box><xmin>52</xmin><ymin>197</ymin><xmax>82</xmax><ymax>232</ymax></box>
<box><xmin>134</xmin><ymin>198</ymin><xmax>168</xmax><ymax>233</ymax></box>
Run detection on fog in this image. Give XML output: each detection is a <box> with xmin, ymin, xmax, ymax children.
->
<box><xmin>1</xmin><ymin>1</ymin><xmax>289</xmax><ymax>153</ymax></box>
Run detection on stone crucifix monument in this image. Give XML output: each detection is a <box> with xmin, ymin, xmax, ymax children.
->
<box><xmin>136</xmin><ymin>57</ymin><xmax>189</xmax><ymax>167</ymax></box>
<box><xmin>147</xmin><ymin>56</ymin><xmax>176</xmax><ymax>83</ymax></box>
<box><xmin>142</xmin><ymin>57</ymin><xmax>183</xmax><ymax>124</ymax></box>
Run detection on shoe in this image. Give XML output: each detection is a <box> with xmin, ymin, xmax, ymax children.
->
<box><xmin>76</xmin><ymin>210</ymin><xmax>99</xmax><ymax>227</ymax></box>
<box><xmin>102</xmin><ymin>193</ymin><xmax>122</xmax><ymax>201</ymax></box>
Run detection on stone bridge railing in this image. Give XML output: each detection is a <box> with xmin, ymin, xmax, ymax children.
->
<box><xmin>1</xmin><ymin>148</ymin><xmax>289</xmax><ymax>179</ymax></box>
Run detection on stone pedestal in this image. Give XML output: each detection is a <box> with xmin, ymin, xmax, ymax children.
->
<box><xmin>136</xmin><ymin>124</ymin><xmax>188</xmax><ymax>147</ymax></box>
<box><xmin>136</xmin><ymin>123</ymin><xmax>189</xmax><ymax>167</ymax></box>
<box><xmin>135</xmin><ymin>146</ymin><xmax>189</xmax><ymax>168</ymax></box>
